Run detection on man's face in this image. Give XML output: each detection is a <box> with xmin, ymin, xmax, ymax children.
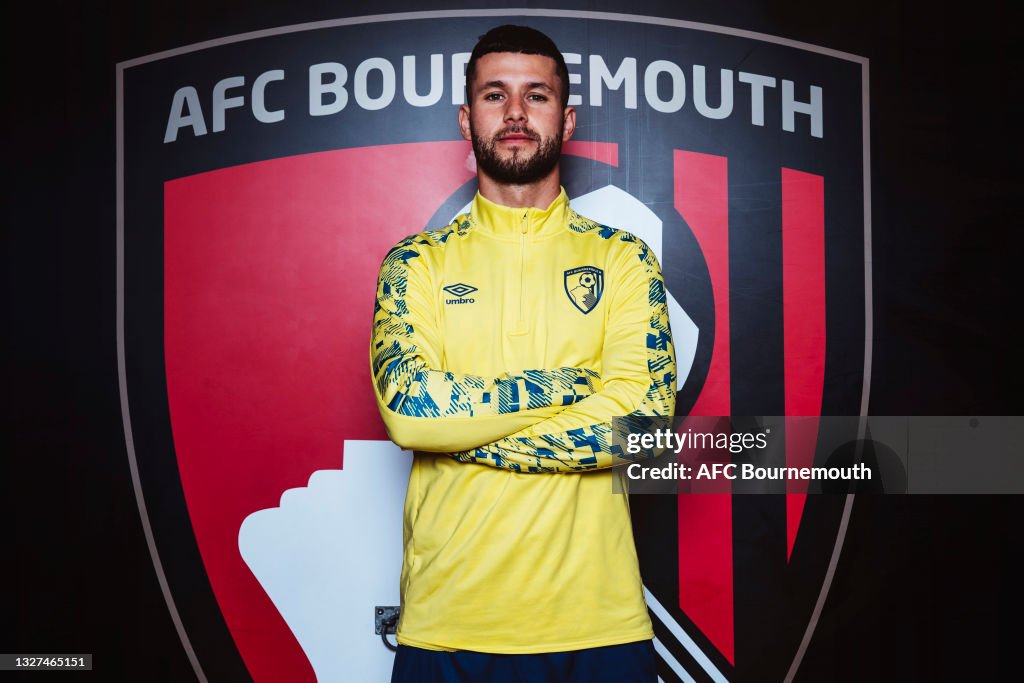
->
<box><xmin>459</xmin><ymin>52</ymin><xmax>576</xmax><ymax>185</ymax></box>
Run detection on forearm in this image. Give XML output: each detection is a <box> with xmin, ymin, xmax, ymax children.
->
<box><xmin>373</xmin><ymin>358</ymin><xmax>600</xmax><ymax>451</ymax></box>
<box><xmin>449</xmin><ymin>370</ymin><xmax>674</xmax><ymax>472</ymax></box>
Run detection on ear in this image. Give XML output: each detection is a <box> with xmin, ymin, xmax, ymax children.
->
<box><xmin>458</xmin><ymin>105</ymin><xmax>472</xmax><ymax>142</ymax></box>
<box><xmin>562</xmin><ymin>106</ymin><xmax>576</xmax><ymax>142</ymax></box>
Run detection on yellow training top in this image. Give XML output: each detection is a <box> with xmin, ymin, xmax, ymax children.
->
<box><xmin>370</xmin><ymin>187</ymin><xmax>676</xmax><ymax>653</ymax></box>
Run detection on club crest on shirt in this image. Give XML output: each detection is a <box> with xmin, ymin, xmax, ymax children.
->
<box><xmin>564</xmin><ymin>266</ymin><xmax>604</xmax><ymax>314</ymax></box>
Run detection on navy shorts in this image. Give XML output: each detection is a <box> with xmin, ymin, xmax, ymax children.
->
<box><xmin>391</xmin><ymin>640</ymin><xmax>657</xmax><ymax>683</ymax></box>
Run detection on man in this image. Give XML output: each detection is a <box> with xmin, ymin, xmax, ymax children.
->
<box><xmin>370</xmin><ymin>25</ymin><xmax>676</xmax><ymax>683</ymax></box>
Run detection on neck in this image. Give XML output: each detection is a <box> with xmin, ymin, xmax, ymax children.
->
<box><xmin>476</xmin><ymin>168</ymin><xmax>562</xmax><ymax>209</ymax></box>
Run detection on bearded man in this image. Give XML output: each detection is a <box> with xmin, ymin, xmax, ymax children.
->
<box><xmin>370</xmin><ymin>24</ymin><xmax>676</xmax><ymax>683</ymax></box>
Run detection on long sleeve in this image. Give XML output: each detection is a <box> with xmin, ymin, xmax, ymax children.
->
<box><xmin>371</xmin><ymin>232</ymin><xmax>598</xmax><ymax>453</ymax></box>
<box><xmin>449</xmin><ymin>236</ymin><xmax>676</xmax><ymax>472</ymax></box>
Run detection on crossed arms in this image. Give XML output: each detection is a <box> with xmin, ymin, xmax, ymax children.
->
<box><xmin>369</xmin><ymin>231</ymin><xmax>676</xmax><ymax>473</ymax></box>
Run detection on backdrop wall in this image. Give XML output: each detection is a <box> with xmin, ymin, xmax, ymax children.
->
<box><xmin>7</xmin><ymin>2</ymin><xmax>1014</xmax><ymax>682</ymax></box>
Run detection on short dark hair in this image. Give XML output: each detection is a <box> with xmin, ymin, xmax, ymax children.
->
<box><xmin>465</xmin><ymin>25</ymin><xmax>570</xmax><ymax>108</ymax></box>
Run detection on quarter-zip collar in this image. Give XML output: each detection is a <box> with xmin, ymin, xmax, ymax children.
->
<box><xmin>469</xmin><ymin>187</ymin><xmax>569</xmax><ymax>241</ymax></box>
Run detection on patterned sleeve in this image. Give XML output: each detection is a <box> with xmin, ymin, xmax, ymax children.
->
<box><xmin>448</xmin><ymin>236</ymin><xmax>676</xmax><ymax>472</ymax></box>
<box><xmin>371</xmin><ymin>231</ymin><xmax>599</xmax><ymax>453</ymax></box>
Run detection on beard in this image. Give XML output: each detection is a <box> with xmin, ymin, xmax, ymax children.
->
<box><xmin>471</xmin><ymin>123</ymin><xmax>563</xmax><ymax>185</ymax></box>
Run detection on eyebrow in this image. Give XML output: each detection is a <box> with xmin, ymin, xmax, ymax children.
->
<box><xmin>481</xmin><ymin>80</ymin><xmax>555</xmax><ymax>92</ymax></box>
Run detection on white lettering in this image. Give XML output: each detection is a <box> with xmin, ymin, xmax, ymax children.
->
<box><xmin>563</xmin><ymin>52</ymin><xmax>582</xmax><ymax>106</ymax></box>
<box><xmin>403</xmin><ymin>54</ymin><xmax>443</xmax><ymax>107</ymax></box>
<box><xmin>451</xmin><ymin>52</ymin><xmax>470</xmax><ymax>105</ymax></box>
<box><xmin>354</xmin><ymin>58</ymin><xmax>396</xmax><ymax>111</ymax></box>
<box><xmin>163</xmin><ymin>86</ymin><xmax>207</xmax><ymax>143</ymax></box>
<box><xmin>590</xmin><ymin>55</ymin><xmax>637</xmax><ymax>109</ymax></box>
<box><xmin>252</xmin><ymin>70</ymin><xmax>285</xmax><ymax>123</ymax></box>
<box><xmin>738</xmin><ymin>72</ymin><xmax>776</xmax><ymax>127</ymax></box>
<box><xmin>782</xmin><ymin>80</ymin><xmax>823</xmax><ymax>138</ymax></box>
<box><xmin>693</xmin><ymin>66</ymin><xmax>734</xmax><ymax>120</ymax></box>
<box><xmin>644</xmin><ymin>60</ymin><xmax>686</xmax><ymax>113</ymax></box>
<box><xmin>309</xmin><ymin>62</ymin><xmax>348</xmax><ymax>116</ymax></box>
<box><xmin>212</xmin><ymin>76</ymin><xmax>245</xmax><ymax>133</ymax></box>
<box><xmin>697</xmin><ymin>463</ymin><xmax>736</xmax><ymax>479</ymax></box>
<box><xmin>162</xmin><ymin>53</ymin><xmax>826</xmax><ymax>142</ymax></box>
<box><xmin>737</xmin><ymin>463</ymin><xmax>872</xmax><ymax>480</ymax></box>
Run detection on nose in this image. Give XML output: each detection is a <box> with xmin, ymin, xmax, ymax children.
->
<box><xmin>503</xmin><ymin>95</ymin><xmax>527</xmax><ymax>123</ymax></box>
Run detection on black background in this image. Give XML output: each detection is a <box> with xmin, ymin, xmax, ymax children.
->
<box><xmin>6</xmin><ymin>0</ymin><xmax>1017</xmax><ymax>681</ymax></box>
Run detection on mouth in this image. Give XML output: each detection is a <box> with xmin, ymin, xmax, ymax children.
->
<box><xmin>496</xmin><ymin>130</ymin><xmax>538</xmax><ymax>143</ymax></box>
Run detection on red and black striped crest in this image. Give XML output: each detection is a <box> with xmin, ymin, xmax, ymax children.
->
<box><xmin>120</xmin><ymin>10</ymin><xmax>868</xmax><ymax>682</ymax></box>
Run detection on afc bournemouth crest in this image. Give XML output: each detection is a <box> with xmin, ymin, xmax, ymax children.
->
<box><xmin>564</xmin><ymin>266</ymin><xmax>604</xmax><ymax>314</ymax></box>
<box><xmin>119</xmin><ymin>9</ymin><xmax>870</xmax><ymax>683</ymax></box>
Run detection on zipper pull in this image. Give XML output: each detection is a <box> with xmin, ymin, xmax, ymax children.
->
<box><xmin>521</xmin><ymin>212</ymin><xmax>528</xmax><ymax>235</ymax></box>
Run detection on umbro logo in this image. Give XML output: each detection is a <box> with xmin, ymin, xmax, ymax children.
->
<box><xmin>443</xmin><ymin>283</ymin><xmax>477</xmax><ymax>298</ymax></box>
<box><xmin>443</xmin><ymin>283</ymin><xmax>477</xmax><ymax>304</ymax></box>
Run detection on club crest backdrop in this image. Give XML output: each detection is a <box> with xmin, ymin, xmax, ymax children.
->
<box><xmin>117</xmin><ymin>9</ymin><xmax>869</xmax><ymax>682</ymax></box>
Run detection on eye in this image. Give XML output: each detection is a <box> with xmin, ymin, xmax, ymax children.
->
<box><xmin>527</xmin><ymin>93</ymin><xmax>549</xmax><ymax>102</ymax></box>
<box><xmin>484</xmin><ymin>92</ymin><xmax>504</xmax><ymax>101</ymax></box>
